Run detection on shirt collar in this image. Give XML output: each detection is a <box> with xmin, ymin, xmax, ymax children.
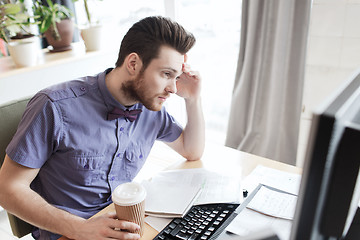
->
<box><xmin>98</xmin><ymin>68</ymin><xmax>143</xmax><ymax>111</ymax></box>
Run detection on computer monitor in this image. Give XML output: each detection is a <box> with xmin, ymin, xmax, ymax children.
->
<box><xmin>290</xmin><ymin>70</ymin><xmax>360</xmax><ymax>240</ymax></box>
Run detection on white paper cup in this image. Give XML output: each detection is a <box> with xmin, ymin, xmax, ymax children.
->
<box><xmin>112</xmin><ymin>182</ymin><xmax>146</xmax><ymax>236</ymax></box>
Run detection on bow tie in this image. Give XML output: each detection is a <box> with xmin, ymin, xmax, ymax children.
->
<box><xmin>107</xmin><ymin>108</ymin><xmax>142</xmax><ymax>122</ymax></box>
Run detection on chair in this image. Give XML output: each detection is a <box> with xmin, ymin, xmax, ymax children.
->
<box><xmin>0</xmin><ymin>97</ymin><xmax>34</xmax><ymax>238</ymax></box>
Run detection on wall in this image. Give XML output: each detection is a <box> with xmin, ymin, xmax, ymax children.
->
<box><xmin>297</xmin><ymin>0</ymin><xmax>360</xmax><ymax>166</ymax></box>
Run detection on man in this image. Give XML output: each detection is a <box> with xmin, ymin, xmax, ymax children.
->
<box><xmin>0</xmin><ymin>16</ymin><xmax>205</xmax><ymax>240</ymax></box>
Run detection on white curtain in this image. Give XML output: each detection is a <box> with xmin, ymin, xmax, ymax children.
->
<box><xmin>225</xmin><ymin>0</ymin><xmax>311</xmax><ymax>165</ymax></box>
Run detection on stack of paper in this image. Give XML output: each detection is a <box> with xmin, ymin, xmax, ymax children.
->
<box><xmin>142</xmin><ymin>170</ymin><xmax>204</xmax><ymax>218</ymax></box>
<box><xmin>142</xmin><ymin>180</ymin><xmax>201</xmax><ymax>218</ymax></box>
<box><xmin>142</xmin><ymin>168</ymin><xmax>242</xmax><ymax>218</ymax></box>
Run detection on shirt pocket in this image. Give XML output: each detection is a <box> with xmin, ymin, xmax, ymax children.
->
<box><xmin>69</xmin><ymin>155</ymin><xmax>105</xmax><ymax>186</ymax></box>
<box><xmin>124</xmin><ymin>144</ymin><xmax>149</xmax><ymax>180</ymax></box>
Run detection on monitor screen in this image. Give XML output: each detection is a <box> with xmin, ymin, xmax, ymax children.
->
<box><xmin>290</xmin><ymin>70</ymin><xmax>360</xmax><ymax>240</ymax></box>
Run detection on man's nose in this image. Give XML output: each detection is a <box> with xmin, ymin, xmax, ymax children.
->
<box><xmin>166</xmin><ymin>79</ymin><xmax>177</xmax><ymax>94</ymax></box>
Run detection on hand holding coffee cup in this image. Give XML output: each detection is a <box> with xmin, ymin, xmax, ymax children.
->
<box><xmin>112</xmin><ymin>182</ymin><xmax>146</xmax><ymax>236</ymax></box>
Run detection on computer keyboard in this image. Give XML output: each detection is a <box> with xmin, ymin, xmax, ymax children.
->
<box><xmin>153</xmin><ymin>203</ymin><xmax>240</xmax><ymax>240</ymax></box>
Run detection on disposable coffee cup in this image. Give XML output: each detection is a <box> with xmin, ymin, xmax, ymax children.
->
<box><xmin>112</xmin><ymin>182</ymin><xmax>146</xmax><ymax>236</ymax></box>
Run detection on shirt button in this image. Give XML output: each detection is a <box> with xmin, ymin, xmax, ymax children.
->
<box><xmin>119</xmin><ymin>127</ymin><xmax>124</xmax><ymax>131</ymax></box>
<box><xmin>139</xmin><ymin>154</ymin><xmax>143</xmax><ymax>159</ymax></box>
<box><xmin>116</xmin><ymin>153</ymin><xmax>121</xmax><ymax>157</ymax></box>
<box><xmin>111</xmin><ymin>176</ymin><xmax>115</xmax><ymax>181</ymax></box>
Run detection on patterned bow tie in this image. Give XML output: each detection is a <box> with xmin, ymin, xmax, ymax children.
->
<box><xmin>107</xmin><ymin>108</ymin><xmax>142</xmax><ymax>122</ymax></box>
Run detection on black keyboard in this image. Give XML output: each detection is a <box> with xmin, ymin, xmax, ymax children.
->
<box><xmin>153</xmin><ymin>203</ymin><xmax>240</xmax><ymax>240</ymax></box>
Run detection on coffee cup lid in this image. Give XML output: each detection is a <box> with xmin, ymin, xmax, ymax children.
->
<box><xmin>112</xmin><ymin>182</ymin><xmax>146</xmax><ymax>206</ymax></box>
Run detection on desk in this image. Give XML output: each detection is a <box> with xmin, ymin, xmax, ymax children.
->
<box><xmin>59</xmin><ymin>142</ymin><xmax>301</xmax><ymax>240</ymax></box>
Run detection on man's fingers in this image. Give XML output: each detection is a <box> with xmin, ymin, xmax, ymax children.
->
<box><xmin>100</xmin><ymin>212</ymin><xmax>141</xmax><ymax>233</ymax></box>
<box><xmin>182</xmin><ymin>63</ymin><xmax>198</xmax><ymax>78</ymax></box>
<box><xmin>182</xmin><ymin>63</ymin><xmax>191</xmax><ymax>73</ymax></box>
<box><xmin>104</xmin><ymin>211</ymin><xmax>118</xmax><ymax>219</ymax></box>
<box><xmin>110</xmin><ymin>220</ymin><xmax>141</xmax><ymax>240</ymax></box>
<box><xmin>108</xmin><ymin>219</ymin><xmax>140</xmax><ymax>232</ymax></box>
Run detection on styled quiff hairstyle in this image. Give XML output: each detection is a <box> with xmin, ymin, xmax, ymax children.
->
<box><xmin>115</xmin><ymin>16</ymin><xmax>196</xmax><ymax>69</ymax></box>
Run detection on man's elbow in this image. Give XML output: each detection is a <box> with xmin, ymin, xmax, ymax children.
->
<box><xmin>184</xmin><ymin>150</ymin><xmax>204</xmax><ymax>161</ymax></box>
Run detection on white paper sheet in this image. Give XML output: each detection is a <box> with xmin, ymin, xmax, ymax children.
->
<box><xmin>246</xmin><ymin>186</ymin><xmax>297</xmax><ymax>220</ymax></box>
<box><xmin>145</xmin><ymin>216</ymin><xmax>172</xmax><ymax>232</ymax></box>
<box><xmin>149</xmin><ymin>168</ymin><xmax>242</xmax><ymax>205</ymax></box>
<box><xmin>226</xmin><ymin>208</ymin><xmax>292</xmax><ymax>240</ymax></box>
<box><xmin>242</xmin><ymin>165</ymin><xmax>301</xmax><ymax>196</ymax></box>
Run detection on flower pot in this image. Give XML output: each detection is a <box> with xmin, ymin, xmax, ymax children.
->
<box><xmin>81</xmin><ymin>24</ymin><xmax>102</xmax><ymax>51</ymax></box>
<box><xmin>7</xmin><ymin>36</ymin><xmax>40</xmax><ymax>68</ymax></box>
<box><xmin>44</xmin><ymin>19</ymin><xmax>74</xmax><ymax>52</ymax></box>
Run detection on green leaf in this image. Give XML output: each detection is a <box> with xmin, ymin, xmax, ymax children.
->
<box><xmin>3</xmin><ymin>3</ymin><xmax>21</xmax><ymax>15</ymax></box>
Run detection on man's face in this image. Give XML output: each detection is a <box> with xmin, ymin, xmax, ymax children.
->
<box><xmin>124</xmin><ymin>46</ymin><xmax>184</xmax><ymax>111</ymax></box>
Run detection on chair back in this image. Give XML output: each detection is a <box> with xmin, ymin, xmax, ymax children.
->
<box><xmin>0</xmin><ymin>97</ymin><xmax>34</xmax><ymax>238</ymax></box>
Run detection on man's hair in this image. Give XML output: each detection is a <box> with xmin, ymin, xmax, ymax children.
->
<box><xmin>115</xmin><ymin>16</ymin><xmax>196</xmax><ymax>69</ymax></box>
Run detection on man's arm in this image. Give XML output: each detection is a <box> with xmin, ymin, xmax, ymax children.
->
<box><xmin>166</xmin><ymin>63</ymin><xmax>205</xmax><ymax>161</ymax></box>
<box><xmin>0</xmin><ymin>155</ymin><xmax>140</xmax><ymax>240</ymax></box>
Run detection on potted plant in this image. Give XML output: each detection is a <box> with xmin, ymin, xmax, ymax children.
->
<box><xmin>74</xmin><ymin>0</ymin><xmax>103</xmax><ymax>51</ymax></box>
<box><xmin>33</xmin><ymin>0</ymin><xmax>74</xmax><ymax>52</ymax></box>
<box><xmin>0</xmin><ymin>0</ymin><xmax>40</xmax><ymax>67</ymax></box>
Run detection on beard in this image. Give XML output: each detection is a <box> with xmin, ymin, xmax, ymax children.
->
<box><xmin>121</xmin><ymin>71</ymin><xmax>165</xmax><ymax>111</ymax></box>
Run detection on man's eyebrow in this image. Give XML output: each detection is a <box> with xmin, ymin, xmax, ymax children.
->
<box><xmin>162</xmin><ymin>67</ymin><xmax>180</xmax><ymax>74</ymax></box>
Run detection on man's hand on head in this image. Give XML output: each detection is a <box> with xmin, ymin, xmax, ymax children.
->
<box><xmin>175</xmin><ymin>62</ymin><xmax>202</xmax><ymax>101</ymax></box>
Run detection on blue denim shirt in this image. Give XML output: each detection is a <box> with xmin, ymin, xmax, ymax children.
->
<box><xmin>6</xmin><ymin>69</ymin><xmax>183</xmax><ymax>239</ymax></box>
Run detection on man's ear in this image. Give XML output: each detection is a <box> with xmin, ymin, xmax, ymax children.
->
<box><xmin>125</xmin><ymin>53</ymin><xmax>143</xmax><ymax>75</ymax></box>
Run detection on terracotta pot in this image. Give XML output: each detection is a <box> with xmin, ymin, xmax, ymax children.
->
<box><xmin>44</xmin><ymin>19</ymin><xmax>74</xmax><ymax>52</ymax></box>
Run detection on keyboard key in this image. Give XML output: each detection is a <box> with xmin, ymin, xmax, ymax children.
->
<box><xmin>170</xmin><ymin>225</ymin><xmax>183</xmax><ymax>236</ymax></box>
<box><xmin>176</xmin><ymin>232</ymin><xmax>190</xmax><ymax>240</ymax></box>
<box><xmin>157</xmin><ymin>234</ymin><xmax>165</xmax><ymax>240</ymax></box>
<box><xmin>169</xmin><ymin>223</ymin><xmax>177</xmax><ymax>229</ymax></box>
<box><xmin>189</xmin><ymin>233</ymin><xmax>199</xmax><ymax>240</ymax></box>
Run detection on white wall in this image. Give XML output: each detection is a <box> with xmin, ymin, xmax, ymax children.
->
<box><xmin>297</xmin><ymin>0</ymin><xmax>360</xmax><ymax>166</ymax></box>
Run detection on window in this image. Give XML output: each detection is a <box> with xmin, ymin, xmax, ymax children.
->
<box><xmin>173</xmin><ymin>0</ymin><xmax>241</xmax><ymax>145</ymax></box>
